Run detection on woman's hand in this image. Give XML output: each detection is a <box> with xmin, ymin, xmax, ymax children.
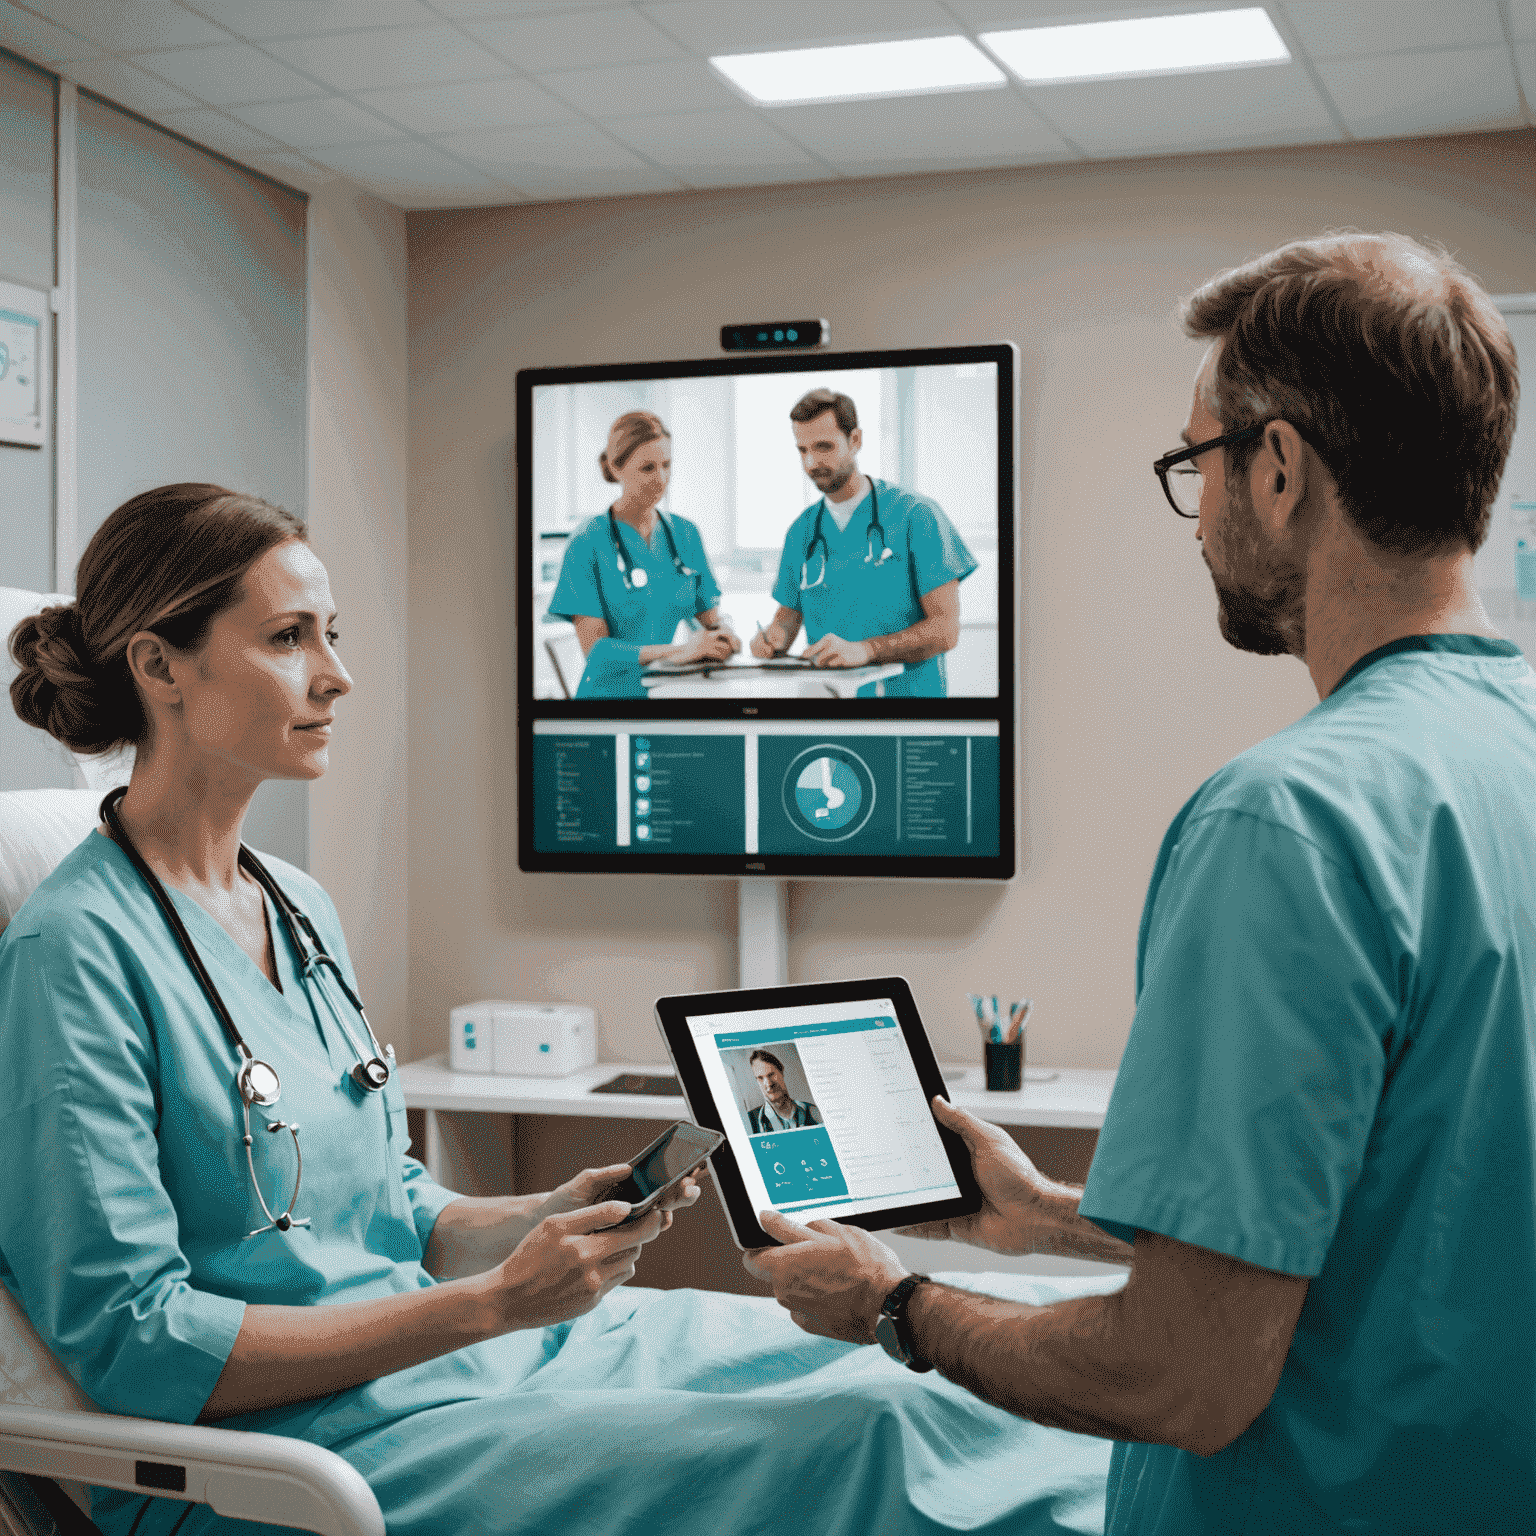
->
<box><xmin>535</xmin><ymin>1161</ymin><xmax>707</xmax><ymax>1237</ymax></box>
<box><xmin>674</xmin><ymin>625</ymin><xmax>737</xmax><ymax>665</ymax></box>
<box><xmin>485</xmin><ymin>1200</ymin><xmax>663</xmax><ymax>1331</ymax></box>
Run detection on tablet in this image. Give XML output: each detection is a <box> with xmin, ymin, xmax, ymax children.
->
<box><xmin>654</xmin><ymin>977</ymin><xmax>981</xmax><ymax>1250</ymax></box>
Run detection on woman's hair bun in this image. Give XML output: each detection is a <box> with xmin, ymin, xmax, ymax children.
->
<box><xmin>7</xmin><ymin>604</ymin><xmax>116</xmax><ymax>753</ymax></box>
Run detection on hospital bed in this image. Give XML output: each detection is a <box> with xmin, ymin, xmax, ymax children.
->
<box><xmin>0</xmin><ymin>586</ymin><xmax>385</xmax><ymax>1536</ymax></box>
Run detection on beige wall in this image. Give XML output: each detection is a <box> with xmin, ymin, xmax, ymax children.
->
<box><xmin>307</xmin><ymin>181</ymin><xmax>411</xmax><ymax>1054</ymax></box>
<box><xmin>405</xmin><ymin>128</ymin><xmax>1536</xmax><ymax>1073</ymax></box>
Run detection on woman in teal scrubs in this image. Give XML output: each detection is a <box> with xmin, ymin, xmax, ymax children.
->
<box><xmin>548</xmin><ymin>410</ymin><xmax>738</xmax><ymax>698</ymax></box>
<box><xmin>0</xmin><ymin>483</ymin><xmax>1117</xmax><ymax>1535</ymax></box>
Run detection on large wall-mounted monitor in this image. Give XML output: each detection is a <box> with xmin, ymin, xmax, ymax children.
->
<box><xmin>516</xmin><ymin>342</ymin><xmax>1016</xmax><ymax>880</ymax></box>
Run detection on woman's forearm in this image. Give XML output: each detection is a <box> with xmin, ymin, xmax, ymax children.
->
<box><xmin>200</xmin><ymin>1273</ymin><xmax>498</xmax><ymax>1421</ymax></box>
<box><xmin>423</xmin><ymin>1194</ymin><xmax>547</xmax><ymax>1279</ymax></box>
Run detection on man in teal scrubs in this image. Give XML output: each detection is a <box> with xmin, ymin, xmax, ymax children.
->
<box><xmin>746</xmin><ymin>233</ymin><xmax>1532</xmax><ymax>1531</ymax></box>
<box><xmin>750</xmin><ymin>389</ymin><xmax>976</xmax><ymax>696</ymax></box>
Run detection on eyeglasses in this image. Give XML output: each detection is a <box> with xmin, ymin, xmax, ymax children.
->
<box><xmin>1152</xmin><ymin>423</ymin><xmax>1266</xmax><ymax>518</ymax></box>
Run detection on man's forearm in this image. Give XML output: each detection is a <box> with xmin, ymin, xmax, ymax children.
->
<box><xmin>864</xmin><ymin>614</ymin><xmax>956</xmax><ymax>665</ymax></box>
<box><xmin>905</xmin><ymin>1284</ymin><xmax>1185</xmax><ymax>1448</ymax></box>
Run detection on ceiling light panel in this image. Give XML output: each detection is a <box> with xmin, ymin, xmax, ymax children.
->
<box><xmin>981</xmin><ymin>8</ymin><xmax>1289</xmax><ymax>85</ymax></box>
<box><xmin>712</xmin><ymin>36</ymin><xmax>1006</xmax><ymax>106</ymax></box>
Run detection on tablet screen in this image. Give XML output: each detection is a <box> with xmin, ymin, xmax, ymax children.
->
<box><xmin>683</xmin><ymin>993</ymin><xmax>961</xmax><ymax>1220</ymax></box>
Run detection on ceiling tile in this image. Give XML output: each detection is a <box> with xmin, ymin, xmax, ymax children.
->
<box><xmin>21</xmin><ymin>0</ymin><xmax>229</xmax><ymax>52</ymax></box>
<box><xmin>467</xmin><ymin>7</ymin><xmax>681</xmax><ymax>72</ymax></box>
<box><xmin>133</xmin><ymin>41</ymin><xmax>326</xmax><ymax>104</ymax></box>
<box><xmin>943</xmin><ymin>0</ymin><xmax>1217</xmax><ymax>24</ymax></box>
<box><xmin>183</xmin><ymin>0</ymin><xmax>442</xmax><ymax>40</ymax></box>
<box><xmin>1513</xmin><ymin>0</ymin><xmax>1536</xmax><ymax>41</ymax></box>
<box><xmin>305</xmin><ymin>137</ymin><xmax>512</xmax><ymax>205</ymax></box>
<box><xmin>636</xmin><ymin>0</ymin><xmax>957</xmax><ymax>54</ymax></box>
<box><xmin>229</xmin><ymin>95</ymin><xmax>406</xmax><ymax>147</ymax></box>
<box><xmin>427</xmin><ymin>1</ymin><xmax>634</xmax><ymax>17</ymax></box>
<box><xmin>264</xmin><ymin>25</ymin><xmax>510</xmax><ymax>93</ymax></box>
<box><xmin>1029</xmin><ymin>59</ymin><xmax>1339</xmax><ymax>157</ymax></box>
<box><xmin>433</xmin><ymin>120</ymin><xmax>684</xmax><ymax>197</ymax></box>
<box><xmin>63</xmin><ymin>56</ymin><xmax>202</xmax><ymax>115</ymax></box>
<box><xmin>150</xmin><ymin>106</ymin><xmax>285</xmax><ymax>157</ymax></box>
<box><xmin>358</xmin><ymin>75</ymin><xmax>575</xmax><ymax>134</ymax></box>
<box><xmin>606</xmin><ymin>106</ymin><xmax>828</xmax><ymax>184</ymax></box>
<box><xmin>1517</xmin><ymin>42</ymin><xmax>1536</xmax><ymax>104</ymax></box>
<box><xmin>1280</xmin><ymin>0</ymin><xmax>1505</xmax><ymax>59</ymax></box>
<box><xmin>0</xmin><ymin>3</ymin><xmax>104</xmax><ymax>64</ymax></box>
<box><xmin>1316</xmin><ymin>47</ymin><xmax>1523</xmax><ymax>139</ymax></box>
<box><xmin>538</xmin><ymin>57</ymin><xmax>744</xmax><ymax>117</ymax></box>
<box><xmin>235</xmin><ymin>148</ymin><xmax>339</xmax><ymax>192</ymax></box>
<box><xmin>771</xmin><ymin>85</ymin><xmax>1074</xmax><ymax>174</ymax></box>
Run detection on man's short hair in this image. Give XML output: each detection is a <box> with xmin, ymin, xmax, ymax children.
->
<box><xmin>749</xmin><ymin>1049</ymin><xmax>785</xmax><ymax>1073</ymax></box>
<box><xmin>1183</xmin><ymin>231</ymin><xmax>1518</xmax><ymax>556</ymax></box>
<box><xmin>789</xmin><ymin>388</ymin><xmax>858</xmax><ymax>438</ymax></box>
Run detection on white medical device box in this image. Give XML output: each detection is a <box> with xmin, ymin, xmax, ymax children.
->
<box><xmin>449</xmin><ymin>1001</ymin><xmax>597</xmax><ymax>1077</ymax></box>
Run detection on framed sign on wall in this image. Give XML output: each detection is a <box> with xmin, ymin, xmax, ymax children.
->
<box><xmin>0</xmin><ymin>278</ymin><xmax>48</xmax><ymax>450</ymax></box>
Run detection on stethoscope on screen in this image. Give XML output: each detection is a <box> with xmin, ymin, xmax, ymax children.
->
<box><xmin>102</xmin><ymin>787</ymin><xmax>394</xmax><ymax>1240</ymax></box>
<box><xmin>608</xmin><ymin>507</ymin><xmax>701</xmax><ymax>601</ymax></box>
<box><xmin>800</xmin><ymin>480</ymin><xmax>896</xmax><ymax>591</ymax></box>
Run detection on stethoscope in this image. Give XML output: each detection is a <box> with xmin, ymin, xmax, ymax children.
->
<box><xmin>800</xmin><ymin>479</ymin><xmax>895</xmax><ymax>591</ymax></box>
<box><xmin>101</xmin><ymin>787</ymin><xmax>394</xmax><ymax>1239</ymax></box>
<box><xmin>608</xmin><ymin>506</ymin><xmax>700</xmax><ymax>600</ymax></box>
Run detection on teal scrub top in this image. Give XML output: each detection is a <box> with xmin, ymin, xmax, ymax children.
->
<box><xmin>0</xmin><ymin>831</ymin><xmax>457</xmax><ymax>1427</ymax></box>
<box><xmin>1079</xmin><ymin>636</ymin><xmax>1536</xmax><ymax>1534</ymax></box>
<box><xmin>548</xmin><ymin>510</ymin><xmax>722</xmax><ymax>700</ymax></box>
<box><xmin>770</xmin><ymin>479</ymin><xmax>976</xmax><ymax>698</ymax></box>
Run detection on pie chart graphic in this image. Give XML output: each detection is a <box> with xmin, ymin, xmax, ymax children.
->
<box><xmin>782</xmin><ymin>745</ymin><xmax>876</xmax><ymax>841</ymax></box>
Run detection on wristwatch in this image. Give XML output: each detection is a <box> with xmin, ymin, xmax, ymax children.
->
<box><xmin>875</xmin><ymin>1274</ymin><xmax>934</xmax><ymax>1372</ymax></box>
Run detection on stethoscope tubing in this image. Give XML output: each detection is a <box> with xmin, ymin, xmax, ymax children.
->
<box><xmin>800</xmin><ymin>480</ymin><xmax>893</xmax><ymax>591</ymax></box>
<box><xmin>100</xmin><ymin>787</ymin><xmax>392</xmax><ymax>1095</ymax></box>
<box><xmin>607</xmin><ymin>506</ymin><xmax>699</xmax><ymax>597</ymax></box>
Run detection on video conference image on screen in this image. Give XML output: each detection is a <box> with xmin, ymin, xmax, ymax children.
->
<box><xmin>529</xmin><ymin>358</ymin><xmax>1001</xmax><ymax>704</ymax></box>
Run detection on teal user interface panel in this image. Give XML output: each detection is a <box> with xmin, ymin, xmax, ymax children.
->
<box><xmin>530</xmin><ymin>725</ymin><xmax>999</xmax><ymax>858</ymax></box>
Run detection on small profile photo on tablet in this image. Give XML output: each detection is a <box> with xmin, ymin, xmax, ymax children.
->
<box><xmin>723</xmin><ymin>1043</ymin><xmax>822</xmax><ymax>1135</ymax></box>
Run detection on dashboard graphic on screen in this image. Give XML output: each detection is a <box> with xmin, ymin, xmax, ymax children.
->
<box><xmin>517</xmin><ymin>343</ymin><xmax>1016</xmax><ymax>879</ymax></box>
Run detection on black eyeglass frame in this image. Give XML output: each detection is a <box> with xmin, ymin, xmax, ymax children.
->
<box><xmin>1153</xmin><ymin>422</ymin><xmax>1266</xmax><ymax>519</ymax></box>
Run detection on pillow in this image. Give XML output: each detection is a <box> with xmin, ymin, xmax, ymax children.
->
<box><xmin>0</xmin><ymin>789</ymin><xmax>103</xmax><ymax>933</ymax></box>
<box><xmin>0</xmin><ymin>586</ymin><xmax>136</xmax><ymax>795</ymax></box>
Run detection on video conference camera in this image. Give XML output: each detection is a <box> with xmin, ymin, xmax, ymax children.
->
<box><xmin>720</xmin><ymin>320</ymin><xmax>830</xmax><ymax>351</ymax></box>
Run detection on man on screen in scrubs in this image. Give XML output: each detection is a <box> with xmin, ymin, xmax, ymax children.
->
<box><xmin>745</xmin><ymin>233</ymin><xmax>1532</xmax><ymax>1532</ymax></box>
<box><xmin>749</xmin><ymin>389</ymin><xmax>976</xmax><ymax>696</ymax></box>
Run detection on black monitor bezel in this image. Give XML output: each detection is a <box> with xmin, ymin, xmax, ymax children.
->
<box><xmin>517</xmin><ymin>341</ymin><xmax>1016</xmax><ymax>879</ymax></box>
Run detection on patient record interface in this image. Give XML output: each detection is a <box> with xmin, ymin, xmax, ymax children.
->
<box><xmin>690</xmin><ymin>997</ymin><xmax>961</xmax><ymax>1219</ymax></box>
<box><xmin>532</xmin><ymin>719</ymin><xmax>1000</xmax><ymax>858</ymax></box>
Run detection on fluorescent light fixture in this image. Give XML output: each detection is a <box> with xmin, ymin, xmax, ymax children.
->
<box><xmin>981</xmin><ymin>7</ymin><xmax>1289</xmax><ymax>86</ymax></box>
<box><xmin>712</xmin><ymin>36</ymin><xmax>1006</xmax><ymax>107</ymax></box>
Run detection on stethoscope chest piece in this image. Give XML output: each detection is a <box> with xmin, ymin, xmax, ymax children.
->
<box><xmin>352</xmin><ymin>1056</ymin><xmax>391</xmax><ymax>1092</ymax></box>
<box><xmin>239</xmin><ymin>1057</ymin><xmax>282</xmax><ymax>1107</ymax></box>
<box><xmin>629</xmin><ymin>565</ymin><xmax>648</xmax><ymax>588</ymax></box>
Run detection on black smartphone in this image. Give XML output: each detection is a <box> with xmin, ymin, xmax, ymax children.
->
<box><xmin>600</xmin><ymin>1121</ymin><xmax>724</xmax><ymax>1228</ymax></box>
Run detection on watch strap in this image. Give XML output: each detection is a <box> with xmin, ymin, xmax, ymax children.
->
<box><xmin>877</xmin><ymin>1274</ymin><xmax>934</xmax><ymax>1372</ymax></box>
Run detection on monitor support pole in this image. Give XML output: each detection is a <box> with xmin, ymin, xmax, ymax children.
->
<box><xmin>738</xmin><ymin>879</ymin><xmax>788</xmax><ymax>989</ymax></box>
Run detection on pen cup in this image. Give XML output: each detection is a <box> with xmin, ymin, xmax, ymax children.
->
<box><xmin>984</xmin><ymin>1038</ymin><xmax>1023</xmax><ymax>1091</ymax></box>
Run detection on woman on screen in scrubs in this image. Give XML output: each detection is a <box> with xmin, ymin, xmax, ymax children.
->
<box><xmin>547</xmin><ymin>410</ymin><xmax>739</xmax><ymax>699</ymax></box>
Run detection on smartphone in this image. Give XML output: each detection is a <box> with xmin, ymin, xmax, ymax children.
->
<box><xmin>600</xmin><ymin>1121</ymin><xmax>724</xmax><ymax>1228</ymax></box>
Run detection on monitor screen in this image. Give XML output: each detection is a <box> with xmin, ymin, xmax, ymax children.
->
<box><xmin>517</xmin><ymin>342</ymin><xmax>1015</xmax><ymax>879</ymax></box>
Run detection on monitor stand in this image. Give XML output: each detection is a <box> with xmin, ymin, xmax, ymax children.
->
<box><xmin>738</xmin><ymin>879</ymin><xmax>787</xmax><ymax>989</ymax></box>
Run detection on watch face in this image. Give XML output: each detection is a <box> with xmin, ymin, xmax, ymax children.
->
<box><xmin>875</xmin><ymin>1312</ymin><xmax>909</xmax><ymax>1364</ymax></box>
